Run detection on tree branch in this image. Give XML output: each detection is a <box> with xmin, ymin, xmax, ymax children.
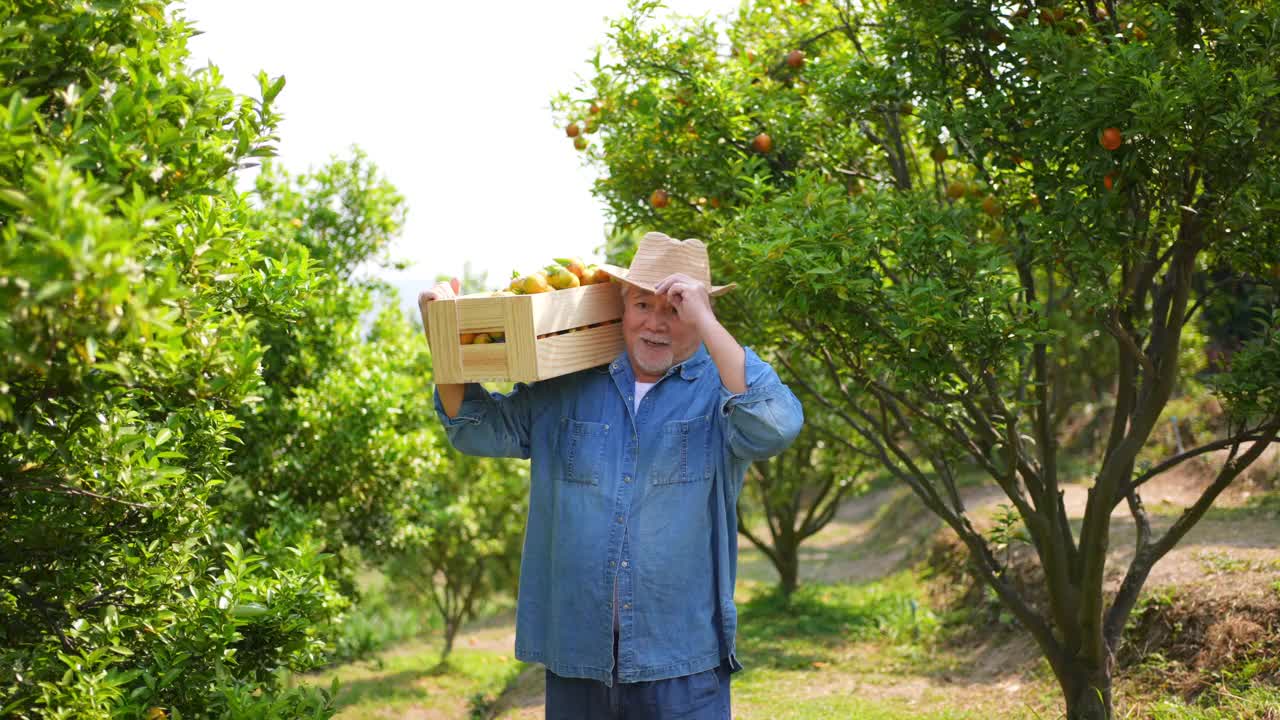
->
<box><xmin>1117</xmin><ymin>428</ymin><xmax>1273</xmax><ymax>502</ymax></box>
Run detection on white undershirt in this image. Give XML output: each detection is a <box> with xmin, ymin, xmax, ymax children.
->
<box><xmin>633</xmin><ymin>381</ymin><xmax>657</xmax><ymax>414</ymax></box>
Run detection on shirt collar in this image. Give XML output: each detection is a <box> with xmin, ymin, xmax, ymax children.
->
<box><xmin>611</xmin><ymin>344</ymin><xmax>709</xmax><ymax>383</ymax></box>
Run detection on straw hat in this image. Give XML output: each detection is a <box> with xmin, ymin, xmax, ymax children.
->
<box><xmin>598</xmin><ymin>232</ymin><xmax>737</xmax><ymax>297</ymax></box>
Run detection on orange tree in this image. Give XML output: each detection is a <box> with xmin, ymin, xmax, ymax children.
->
<box><xmin>736</xmin><ymin>410</ymin><xmax>871</xmax><ymax>597</ymax></box>
<box><xmin>557</xmin><ymin>1</ymin><xmax>1280</xmax><ymax>717</ymax></box>
<box><xmin>0</xmin><ymin>1</ymin><xmax>490</xmax><ymax>716</ymax></box>
<box><xmin>0</xmin><ymin>2</ymin><xmax>347</xmax><ymax>717</ymax></box>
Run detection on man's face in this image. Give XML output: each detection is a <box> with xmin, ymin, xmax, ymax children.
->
<box><xmin>621</xmin><ymin>287</ymin><xmax>701</xmax><ymax>382</ymax></box>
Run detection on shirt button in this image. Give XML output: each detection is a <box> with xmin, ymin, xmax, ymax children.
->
<box><xmin>609</xmin><ymin>561</ymin><xmax>616</xmax><ymax>568</ymax></box>
<box><xmin>624</xmin><ymin>603</ymin><xmax>632</xmax><ymax>610</ymax></box>
<box><xmin>616</xmin><ymin>515</ymin><xmax>624</xmax><ymax>524</ymax></box>
<box><xmin>623</xmin><ymin>475</ymin><xmax>631</xmax><ymax>483</ymax></box>
<box><xmin>621</xmin><ymin>561</ymin><xmax>629</xmax><ymax>568</ymax></box>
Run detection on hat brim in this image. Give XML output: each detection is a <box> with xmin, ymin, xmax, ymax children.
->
<box><xmin>597</xmin><ymin>264</ymin><xmax>737</xmax><ymax>298</ymax></box>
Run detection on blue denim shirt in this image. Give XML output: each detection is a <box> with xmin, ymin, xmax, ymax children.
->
<box><xmin>433</xmin><ymin>344</ymin><xmax>803</xmax><ymax>685</ymax></box>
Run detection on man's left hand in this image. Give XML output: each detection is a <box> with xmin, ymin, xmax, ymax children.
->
<box><xmin>654</xmin><ymin>273</ymin><xmax>716</xmax><ymax>331</ymax></box>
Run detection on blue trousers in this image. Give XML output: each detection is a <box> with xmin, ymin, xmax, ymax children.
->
<box><xmin>544</xmin><ymin>659</ymin><xmax>733</xmax><ymax>719</ymax></box>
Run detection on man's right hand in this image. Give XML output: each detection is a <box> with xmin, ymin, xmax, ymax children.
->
<box><xmin>419</xmin><ymin>278</ymin><xmax>460</xmax><ymax>313</ymax></box>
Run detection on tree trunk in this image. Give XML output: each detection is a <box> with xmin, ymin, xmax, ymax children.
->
<box><xmin>442</xmin><ymin>617</ymin><xmax>458</xmax><ymax>661</ymax></box>
<box><xmin>777</xmin><ymin>540</ymin><xmax>799</xmax><ymax>597</ymax></box>
<box><xmin>1059</xmin><ymin>663</ymin><xmax>1113</xmax><ymax>720</ymax></box>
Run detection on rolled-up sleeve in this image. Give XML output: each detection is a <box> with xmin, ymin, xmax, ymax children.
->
<box><xmin>719</xmin><ymin>347</ymin><xmax>804</xmax><ymax>461</ymax></box>
<box><xmin>434</xmin><ymin>382</ymin><xmax>536</xmax><ymax>459</ymax></box>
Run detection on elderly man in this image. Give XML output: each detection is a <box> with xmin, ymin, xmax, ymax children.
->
<box><xmin>419</xmin><ymin>233</ymin><xmax>803</xmax><ymax>719</ymax></box>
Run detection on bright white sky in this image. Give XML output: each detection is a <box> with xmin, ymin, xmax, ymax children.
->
<box><xmin>181</xmin><ymin>0</ymin><xmax>739</xmax><ymax>310</ymax></box>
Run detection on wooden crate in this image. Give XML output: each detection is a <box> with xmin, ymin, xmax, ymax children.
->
<box><xmin>420</xmin><ymin>281</ymin><xmax>625</xmax><ymax>384</ymax></box>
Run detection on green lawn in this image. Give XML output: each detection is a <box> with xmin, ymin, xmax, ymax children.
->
<box><xmin>305</xmin><ymin>645</ymin><xmax>527</xmax><ymax>719</ymax></box>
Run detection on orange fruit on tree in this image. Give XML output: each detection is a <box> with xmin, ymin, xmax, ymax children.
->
<box><xmin>751</xmin><ymin>132</ymin><xmax>774</xmax><ymax>154</ymax></box>
<box><xmin>931</xmin><ymin>146</ymin><xmax>947</xmax><ymax>163</ymax></box>
<box><xmin>574</xmin><ymin>136</ymin><xmax>588</xmax><ymax>151</ymax></box>
<box><xmin>650</xmin><ymin>188</ymin><xmax>671</xmax><ymax>209</ymax></box>
<box><xmin>1104</xmin><ymin>172</ymin><xmax>1116</xmax><ymax>191</ymax></box>
<box><xmin>589</xmin><ymin>101</ymin><xmax>601</xmax><ymax>114</ymax></box>
<box><xmin>1100</xmin><ymin>127</ymin><xmax>1123</xmax><ymax>151</ymax></box>
<box><xmin>982</xmin><ymin>194</ymin><xmax>1003</xmax><ymax>217</ymax></box>
<box><xmin>946</xmin><ymin>181</ymin><xmax>966</xmax><ymax>199</ymax></box>
<box><xmin>565</xmin><ymin>123</ymin><xmax>580</xmax><ymax>138</ymax></box>
<box><xmin>786</xmin><ymin>49</ymin><xmax>806</xmax><ymax>69</ymax></box>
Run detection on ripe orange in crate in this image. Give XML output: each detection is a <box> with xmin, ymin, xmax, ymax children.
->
<box><xmin>419</xmin><ymin>282</ymin><xmax>624</xmax><ymax>384</ymax></box>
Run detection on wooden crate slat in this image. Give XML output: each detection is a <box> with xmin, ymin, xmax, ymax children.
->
<box><xmin>535</xmin><ymin>324</ymin><xmax>625</xmax><ymax>378</ymax></box>
<box><xmin>424</xmin><ymin>297</ymin><xmax>465</xmax><ymax>384</ymax></box>
<box><xmin>531</xmin><ymin>282</ymin><xmax>623</xmax><ymax>335</ymax></box>
<box><xmin>457</xmin><ymin>296</ymin><xmax>517</xmax><ymax>333</ymax></box>
<box><xmin>460</xmin><ymin>343</ymin><xmax>510</xmax><ymax>382</ymax></box>
<box><xmin>504</xmin><ymin>296</ymin><xmax>539</xmax><ymax>381</ymax></box>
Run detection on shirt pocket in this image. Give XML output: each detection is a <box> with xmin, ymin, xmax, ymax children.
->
<box><xmin>559</xmin><ymin>417</ymin><xmax>610</xmax><ymax>485</ymax></box>
<box><xmin>650</xmin><ymin>414</ymin><xmax>712</xmax><ymax>485</ymax></box>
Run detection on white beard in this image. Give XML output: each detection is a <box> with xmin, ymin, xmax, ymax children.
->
<box><xmin>635</xmin><ymin>336</ymin><xmax>674</xmax><ymax>375</ymax></box>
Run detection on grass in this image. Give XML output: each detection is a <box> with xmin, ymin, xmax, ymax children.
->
<box><xmin>1137</xmin><ymin>687</ymin><xmax>1280</xmax><ymax>719</ymax></box>
<box><xmin>1194</xmin><ymin>548</ymin><xmax>1262</xmax><ymax>574</ymax></box>
<box><xmin>1196</xmin><ymin>488</ymin><xmax>1280</xmax><ymax>522</ymax></box>
<box><xmin>305</xmin><ymin>643</ymin><xmax>527</xmax><ymax>719</ymax></box>
<box><xmin>738</xmin><ymin>572</ymin><xmax>940</xmax><ymax>660</ymax></box>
